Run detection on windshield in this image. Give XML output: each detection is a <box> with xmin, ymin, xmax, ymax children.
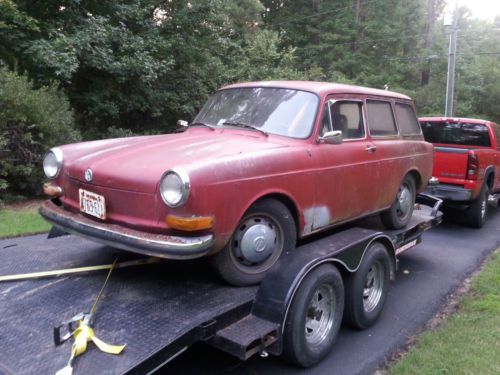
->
<box><xmin>193</xmin><ymin>87</ymin><xmax>319</xmax><ymax>138</ymax></box>
<box><xmin>420</xmin><ymin>121</ymin><xmax>491</xmax><ymax>147</ymax></box>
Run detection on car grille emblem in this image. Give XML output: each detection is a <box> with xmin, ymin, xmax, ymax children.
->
<box><xmin>85</xmin><ymin>168</ymin><xmax>93</xmax><ymax>182</ymax></box>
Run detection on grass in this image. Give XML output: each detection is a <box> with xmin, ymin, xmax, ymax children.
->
<box><xmin>390</xmin><ymin>250</ymin><xmax>500</xmax><ymax>375</ymax></box>
<box><xmin>0</xmin><ymin>206</ymin><xmax>51</xmax><ymax>239</ymax></box>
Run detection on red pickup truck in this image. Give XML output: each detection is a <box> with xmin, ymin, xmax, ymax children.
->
<box><xmin>419</xmin><ymin>117</ymin><xmax>500</xmax><ymax>227</ymax></box>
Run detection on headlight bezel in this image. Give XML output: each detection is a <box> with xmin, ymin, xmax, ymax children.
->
<box><xmin>160</xmin><ymin>167</ymin><xmax>190</xmax><ymax>207</ymax></box>
<box><xmin>43</xmin><ymin>147</ymin><xmax>64</xmax><ymax>179</ymax></box>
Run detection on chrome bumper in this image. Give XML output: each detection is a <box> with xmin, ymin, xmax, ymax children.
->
<box><xmin>424</xmin><ymin>184</ymin><xmax>472</xmax><ymax>202</ymax></box>
<box><xmin>39</xmin><ymin>200</ymin><xmax>214</xmax><ymax>259</ymax></box>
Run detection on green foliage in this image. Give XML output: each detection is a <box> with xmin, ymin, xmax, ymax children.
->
<box><xmin>0</xmin><ymin>67</ymin><xmax>79</xmax><ymax>203</ymax></box>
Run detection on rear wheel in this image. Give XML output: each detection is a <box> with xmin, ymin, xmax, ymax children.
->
<box><xmin>282</xmin><ymin>264</ymin><xmax>344</xmax><ymax>367</ymax></box>
<box><xmin>381</xmin><ymin>174</ymin><xmax>416</xmax><ymax>229</ymax></box>
<box><xmin>211</xmin><ymin>199</ymin><xmax>296</xmax><ymax>286</ymax></box>
<box><xmin>343</xmin><ymin>242</ymin><xmax>391</xmax><ymax>329</ymax></box>
<box><xmin>467</xmin><ymin>184</ymin><xmax>489</xmax><ymax>228</ymax></box>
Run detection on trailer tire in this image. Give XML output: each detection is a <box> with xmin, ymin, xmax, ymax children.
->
<box><xmin>211</xmin><ymin>199</ymin><xmax>296</xmax><ymax>286</ymax></box>
<box><xmin>467</xmin><ymin>184</ymin><xmax>489</xmax><ymax>228</ymax></box>
<box><xmin>343</xmin><ymin>242</ymin><xmax>391</xmax><ymax>329</ymax></box>
<box><xmin>282</xmin><ymin>264</ymin><xmax>344</xmax><ymax>368</ymax></box>
<box><xmin>381</xmin><ymin>174</ymin><xmax>416</xmax><ymax>229</ymax></box>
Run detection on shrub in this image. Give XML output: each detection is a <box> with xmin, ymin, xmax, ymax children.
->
<box><xmin>0</xmin><ymin>67</ymin><xmax>80</xmax><ymax>204</ymax></box>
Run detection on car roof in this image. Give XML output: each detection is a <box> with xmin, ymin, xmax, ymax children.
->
<box><xmin>221</xmin><ymin>81</ymin><xmax>412</xmax><ymax>100</ymax></box>
<box><xmin>418</xmin><ymin>116</ymin><xmax>491</xmax><ymax>125</ymax></box>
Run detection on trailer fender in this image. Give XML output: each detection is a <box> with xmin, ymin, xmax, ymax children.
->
<box><xmin>251</xmin><ymin>227</ymin><xmax>395</xmax><ymax>355</ymax></box>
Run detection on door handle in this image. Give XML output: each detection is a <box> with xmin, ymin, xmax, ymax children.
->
<box><xmin>365</xmin><ymin>145</ymin><xmax>377</xmax><ymax>153</ymax></box>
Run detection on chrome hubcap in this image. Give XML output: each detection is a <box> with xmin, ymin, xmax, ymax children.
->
<box><xmin>397</xmin><ymin>184</ymin><xmax>412</xmax><ymax>217</ymax></box>
<box><xmin>363</xmin><ymin>261</ymin><xmax>384</xmax><ymax>312</ymax></box>
<box><xmin>232</xmin><ymin>215</ymin><xmax>283</xmax><ymax>269</ymax></box>
<box><xmin>305</xmin><ymin>284</ymin><xmax>335</xmax><ymax>346</ymax></box>
<box><xmin>480</xmin><ymin>195</ymin><xmax>487</xmax><ymax>219</ymax></box>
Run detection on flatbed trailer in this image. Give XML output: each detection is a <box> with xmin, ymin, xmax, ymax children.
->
<box><xmin>0</xmin><ymin>195</ymin><xmax>441</xmax><ymax>374</ymax></box>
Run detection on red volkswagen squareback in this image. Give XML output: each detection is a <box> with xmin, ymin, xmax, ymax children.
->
<box><xmin>40</xmin><ymin>81</ymin><xmax>433</xmax><ymax>285</ymax></box>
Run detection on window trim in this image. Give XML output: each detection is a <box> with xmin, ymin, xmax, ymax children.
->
<box><xmin>394</xmin><ymin>101</ymin><xmax>423</xmax><ymax>136</ymax></box>
<box><xmin>319</xmin><ymin>98</ymin><xmax>367</xmax><ymax>142</ymax></box>
<box><xmin>366</xmin><ymin>99</ymin><xmax>400</xmax><ymax>138</ymax></box>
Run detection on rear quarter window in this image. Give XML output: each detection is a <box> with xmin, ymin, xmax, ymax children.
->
<box><xmin>420</xmin><ymin>121</ymin><xmax>491</xmax><ymax>147</ymax></box>
<box><xmin>367</xmin><ymin>100</ymin><xmax>398</xmax><ymax>136</ymax></box>
<box><xmin>395</xmin><ymin>103</ymin><xmax>421</xmax><ymax>135</ymax></box>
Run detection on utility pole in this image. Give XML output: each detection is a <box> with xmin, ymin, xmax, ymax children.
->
<box><xmin>445</xmin><ymin>1</ymin><xmax>458</xmax><ymax>117</ymax></box>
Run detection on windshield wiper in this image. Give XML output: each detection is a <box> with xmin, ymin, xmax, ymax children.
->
<box><xmin>222</xmin><ymin>121</ymin><xmax>268</xmax><ymax>136</ymax></box>
<box><xmin>190</xmin><ymin>122</ymin><xmax>216</xmax><ymax>130</ymax></box>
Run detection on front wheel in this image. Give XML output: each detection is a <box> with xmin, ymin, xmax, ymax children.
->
<box><xmin>282</xmin><ymin>264</ymin><xmax>344</xmax><ymax>367</ymax></box>
<box><xmin>211</xmin><ymin>199</ymin><xmax>296</xmax><ymax>286</ymax></box>
<box><xmin>381</xmin><ymin>174</ymin><xmax>416</xmax><ymax>229</ymax></box>
<box><xmin>343</xmin><ymin>242</ymin><xmax>391</xmax><ymax>329</ymax></box>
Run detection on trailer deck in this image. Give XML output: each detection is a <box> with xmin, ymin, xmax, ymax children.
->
<box><xmin>0</xmin><ymin>197</ymin><xmax>441</xmax><ymax>374</ymax></box>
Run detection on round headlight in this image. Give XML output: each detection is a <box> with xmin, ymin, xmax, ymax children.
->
<box><xmin>160</xmin><ymin>168</ymin><xmax>190</xmax><ymax>207</ymax></box>
<box><xmin>43</xmin><ymin>148</ymin><xmax>63</xmax><ymax>179</ymax></box>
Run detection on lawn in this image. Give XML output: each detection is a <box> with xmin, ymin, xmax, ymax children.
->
<box><xmin>390</xmin><ymin>250</ymin><xmax>500</xmax><ymax>375</ymax></box>
<box><xmin>0</xmin><ymin>204</ymin><xmax>51</xmax><ymax>238</ymax></box>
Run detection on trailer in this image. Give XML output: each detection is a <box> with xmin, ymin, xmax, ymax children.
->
<box><xmin>0</xmin><ymin>195</ymin><xmax>441</xmax><ymax>374</ymax></box>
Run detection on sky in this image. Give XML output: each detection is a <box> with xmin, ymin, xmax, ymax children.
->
<box><xmin>449</xmin><ymin>0</ymin><xmax>500</xmax><ymax>21</ymax></box>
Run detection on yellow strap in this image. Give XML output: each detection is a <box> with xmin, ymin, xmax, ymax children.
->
<box><xmin>0</xmin><ymin>257</ymin><xmax>160</xmax><ymax>282</ymax></box>
<box><xmin>71</xmin><ymin>321</ymin><xmax>126</xmax><ymax>359</ymax></box>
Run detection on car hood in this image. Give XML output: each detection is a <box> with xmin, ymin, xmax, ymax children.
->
<box><xmin>63</xmin><ymin>129</ymin><xmax>289</xmax><ymax>193</ymax></box>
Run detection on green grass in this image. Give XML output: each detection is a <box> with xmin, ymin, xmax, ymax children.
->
<box><xmin>0</xmin><ymin>208</ymin><xmax>51</xmax><ymax>238</ymax></box>
<box><xmin>390</xmin><ymin>250</ymin><xmax>500</xmax><ymax>375</ymax></box>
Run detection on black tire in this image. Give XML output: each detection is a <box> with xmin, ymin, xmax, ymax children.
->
<box><xmin>211</xmin><ymin>199</ymin><xmax>296</xmax><ymax>286</ymax></box>
<box><xmin>343</xmin><ymin>242</ymin><xmax>391</xmax><ymax>329</ymax></box>
<box><xmin>381</xmin><ymin>174</ymin><xmax>416</xmax><ymax>229</ymax></box>
<box><xmin>467</xmin><ymin>184</ymin><xmax>489</xmax><ymax>228</ymax></box>
<box><xmin>282</xmin><ymin>264</ymin><xmax>344</xmax><ymax>368</ymax></box>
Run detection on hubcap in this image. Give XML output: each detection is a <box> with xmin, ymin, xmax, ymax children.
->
<box><xmin>363</xmin><ymin>261</ymin><xmax>384</xmax><ymax>312</ymax></box>
<box><xmin>397</xmin><ymin>184</ymin><xmax>412</xmax><ymax>217</ymax></box>
<box><xmin>480</xmin><ymin>194</ymin><xmax>487</xmax><ymax>220</ymax></box>
<box><xmin>231</xmin><ymin>214</ymin><xmax>283</xmax><ymax>272</ymax></box>
<box><xmin>305</xmin><ymin>284</ymin><xmax>335</xmax><ymax>346</ymax></box>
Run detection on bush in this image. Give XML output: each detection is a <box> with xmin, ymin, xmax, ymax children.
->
<box><xmin>0</xmin><ymin>67</ymin><xmax>80</xmax><ymax>204</ymax></box>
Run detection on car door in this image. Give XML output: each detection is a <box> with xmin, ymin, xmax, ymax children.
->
<box><xmin>492</xmin><ymin>123</ymin><xmax>500</xmax><ymax>192</ymax></box>
<box><xmin>313</xmin><ymin>98</ymin><xmax>379</xmax><ymax>227</ymax></box>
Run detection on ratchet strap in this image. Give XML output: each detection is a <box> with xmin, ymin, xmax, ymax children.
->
<box><xmin>56</xmin><ymin>258</ymin><xmax>126</xmax><ymax>375</ymax></box>
<box><xmin>0</xmin><ymin>256</ymin><xmax>160</xmax><ymax>282</ymax></box>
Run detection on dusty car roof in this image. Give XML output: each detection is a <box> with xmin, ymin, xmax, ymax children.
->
<box><xmin>418</xmin><ymin>117</ymin><xmax>490</xmax><ymax>125</ymax></box>
<box><xmin>222</xmin><ymin>80</ymin><xmax>412</xmax><ymax>100</ymax></box>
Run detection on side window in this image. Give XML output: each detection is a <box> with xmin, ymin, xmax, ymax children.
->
<box><xmin>367</xmin><ymin>100</ymin><xmax>397</xmax><ymax>137</ymax></box>
<box><xmin>395</xmin><ymin>102</ymin><xmax>421</xmax><ymax>135</ymax></box>
<box><xmin>321</xmin><ymin>101</ymin><xmax>365</xmax><ymax>139</ymax></box>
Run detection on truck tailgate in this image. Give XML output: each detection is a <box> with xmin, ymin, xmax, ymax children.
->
<box><xmin>433</xmin><ymin>146</ymin><xmax>468</xmax><ymax>180</ymax></box>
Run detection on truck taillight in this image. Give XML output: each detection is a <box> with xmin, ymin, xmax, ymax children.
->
<box><xmin>466</xmin><ymin>151</ymin><xmax>479</xmax><ymax>180</ymax></box>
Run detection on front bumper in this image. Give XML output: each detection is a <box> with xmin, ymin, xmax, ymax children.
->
<box><xmin>39</xmin><ymin>200</ymin><xmax>214</xmax><ymax>259</ymax></box>
<box><xmin>424</xmin><ymin>184</ymin><xmax>472</xmax><ymax>202</ymax></box>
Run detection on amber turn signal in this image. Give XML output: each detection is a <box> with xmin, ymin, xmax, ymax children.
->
<box><xmin>43</xmin><ymin>183</ymin><xmax>63</xmax><ymax>197</ymax></box>
<box><xmin>166</xmin><ymin>215</ymin><xmax>214</xmax><ymax>231</ymax></box>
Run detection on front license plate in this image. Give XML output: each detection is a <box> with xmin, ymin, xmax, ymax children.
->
<box><xmin>79</xmin><ymin>189</ymin><xmax>106</xmax><ymax>220</ymax></box>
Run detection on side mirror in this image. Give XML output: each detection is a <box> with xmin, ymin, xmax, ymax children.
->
<box><xmin>177</xmin><ymin>120</ymin><xmax>188</xmax><ymax>128</ymax></box>
<box><xmin>319</xmin><ymin>130</ymin><xmax>343</xmax><ymax>145</ymax></box>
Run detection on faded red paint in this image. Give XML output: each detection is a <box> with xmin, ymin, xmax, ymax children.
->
<box><xmin>46</xmin><ymin>82</ymin><xmax>433</xmax><ymax>256</ymax></box>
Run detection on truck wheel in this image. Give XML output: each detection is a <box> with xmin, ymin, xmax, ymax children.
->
<box><xmin>467</xmin><ymin>184</ymin><xmax>489</xmax><ymax>228</ymax></box>
<box><xmin>282</xmin><ymin>264</ymin><xmax>344</xmax><ymax>367</ymax></box>
<box><xmin>381</xmin><ymin>174</ymin><xmax>416</xmax><ymax>229</ymax></box>
<box><xmin>343</xmin><ymin>242</ymin><xmax>391</xmax><ymax>329</ymax></box>
<box><xmin>211</xmin><ymin>199</ymin><xmax>296</xmax><ymax>286</ymax></box>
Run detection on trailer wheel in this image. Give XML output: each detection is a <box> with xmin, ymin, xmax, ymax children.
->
<box><xmin>211</xmin><ymin>199</ymin><xmax>296</xmax><ymax>286</ymax></box>
<box><xmin>381</xmin><ymin>174</ymin><xmax>416</xmax><ymax>229</ymax></box>
<box><xmin>343</xmin><ymin>242</ymin><xmax>391</xmax><ymax>329</ymax></box>
<box><xmin>282</xmin><ymin>264</ymin><xmax>344</xmax><ymax>367</ymax></box>
<box><xmin>467</xmin><ymin>184</ymin><xmax>489</xmax><ymax>228</ymax></box>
